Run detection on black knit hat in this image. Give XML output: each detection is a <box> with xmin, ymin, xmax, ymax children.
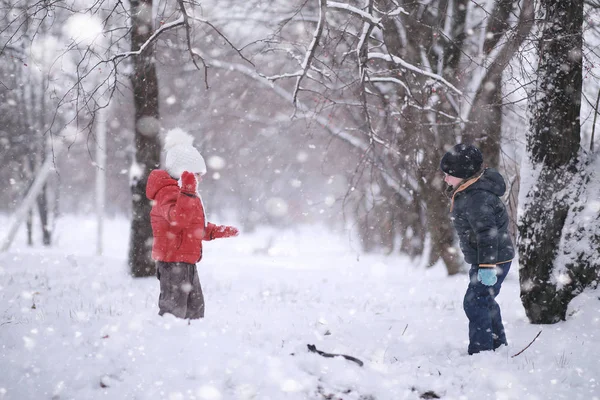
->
<box><xmin>440</xmin><ymin>144</ymin><xmax>483</xmax><ymax>179</ymax></box>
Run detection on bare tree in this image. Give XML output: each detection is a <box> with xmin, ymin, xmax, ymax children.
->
<box><xmin>0</xmin><ymin>1</ymin><xmax>65</xmax><ymax>246</ymax></box>
<box><xmin>245</xmin><ymin>0</ymin><xmax>534</xmax><ymax>273</ymax></box>
<box><xmin>1</xmin><ymin>0</ymin><xmax>253</xmax><ymax>274</ymax></box>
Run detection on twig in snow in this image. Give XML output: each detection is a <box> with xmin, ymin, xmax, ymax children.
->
<box><xmin>307</xmin><ymin>344</ymin><xmax>364</xmax><ymax>367</ymax></box>
<box><xmin>511</xmin><ymin>330</ymin><xmax>542</xmax><ymax>358</ymax></box>
<box><xmin>402</xmin><ymin>323</ymin><xmax>408</xmax><ymax>336</ymax></box>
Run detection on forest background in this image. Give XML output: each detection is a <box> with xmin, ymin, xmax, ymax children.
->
<box><xmin>1</xmin><ymin>0</ymin><xmax>600</xmax><ymax>323</ymax></box>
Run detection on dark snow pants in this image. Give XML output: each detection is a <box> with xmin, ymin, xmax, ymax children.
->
<box><xmin>156</xmin><ymin>261</ymin><xmax>205</xmax><ymax>319</ymax></box>
<box><xmin>463</xmin><ymin>261</ymin><xmax>511</xmax><ymax>355</ymax></box>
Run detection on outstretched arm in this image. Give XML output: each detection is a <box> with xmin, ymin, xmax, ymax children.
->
<box><xmin>204</xmin><ymin>223</ymin><xmax>239</xmax><ymax>240</ymax></box>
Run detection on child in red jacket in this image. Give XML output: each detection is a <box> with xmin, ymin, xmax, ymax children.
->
<box><xmin>146</xmin><ymin>129</ymin><xmax>238</xmax><ymax>319</ymax></box>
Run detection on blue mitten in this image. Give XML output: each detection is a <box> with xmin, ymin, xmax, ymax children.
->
<box><xmin>477</xmin><ymin>267</ymin><xmax>497</xmax><ymax>286</ymax></box>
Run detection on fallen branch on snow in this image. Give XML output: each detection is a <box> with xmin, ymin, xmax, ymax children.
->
<box><xmin>307</xmin><ymin>344</ymin><xmax>364</xmax><ymax>367</ymax></box>
<box><xmin>511</xmin><ymin>330</ymin><xmax>542</xmax><ymax>358</ymax></box>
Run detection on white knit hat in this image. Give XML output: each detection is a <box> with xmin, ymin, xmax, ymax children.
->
<box><xmin>164</xmin><ymin>128</ymin><xmax>206</xmax><ymax>179</ymax></box>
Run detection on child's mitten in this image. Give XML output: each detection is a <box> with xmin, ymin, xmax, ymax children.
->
<box><xmin>180</xmin><ymin>171</ymin><xmax>197</xmax><ymax>194</ymax></box>
<box><xmin>214</xmin><ymin>225</ymin><xmax>239</xmax><ymax>238</ymax></box>
<box><xmin>477</xmin><ymin>267</ymin><xmax>497</xmax><ymax>286</ymax></box>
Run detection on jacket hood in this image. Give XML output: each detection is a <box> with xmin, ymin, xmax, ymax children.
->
<box><xmin>463</xmin><ymin>168</ymin><xmax>506</xmax><ymax>197</ymax></box>
<box><xmin>146</xmin><ymin>169</ymin><xmax>178</xmax><ymax>200</ymax></box>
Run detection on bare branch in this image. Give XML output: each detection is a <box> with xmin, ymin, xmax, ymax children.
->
<box><xmin>293</xmin><ymin>0</ymin><xmax>327</xmax><ymax>105</ymax></box>
<box><xmin>591</xmin><ymin>88</ymin><xmax>600</xmax><ymax>151</ymax></box>
<box><xmin>462</xmin><ymin>0</ymin><xmax>535</xmax><ymax>121</ymax></box>
<box><xmin>177</xmin><ymin>0</ymin><xmax>209</xmax><ymax>89</ymax></box>
<box><xmin>183</xmin><ymin>54</ymin><xmax>412</xmax><ymax>201</ymax></box>
<box><xmin>404</xmin><ymin>104</ymin><xmax>463</xmax><ymax>123</ymax></box>
<box><xmin>189</xmin><ymin>16</ymin><xmax>255</xmax><ymax>67</ymax></box>
<box><xmin>187</xmin><ymin>54</ymin><xmax>366</xmax><ymax>149</ymax></box>
<box><xmin>258</xmin><ymin>48</ymin><xmax>331</xmax><ymax>81</ymax></box>
<box><xmin>511</xmin><ymin>330</ymin><xmax>542</xmax><ymax>358</ymax></box>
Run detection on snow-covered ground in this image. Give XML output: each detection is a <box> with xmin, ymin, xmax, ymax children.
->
<box><xmin>0</xmin><ymin>216</ymin><xmax>599</xmax><ymax>400</ymax></box>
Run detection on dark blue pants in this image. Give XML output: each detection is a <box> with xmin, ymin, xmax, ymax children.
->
<box><xmin>463</xmin><ymin>261</ymin><xmax>511</xmax><ymax>355</ymax></box>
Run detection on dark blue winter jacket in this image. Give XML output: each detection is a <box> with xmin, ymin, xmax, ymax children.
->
<box><xmin>450</xmin><ymin>168</ymin><xmax>515</xmax><ymax>266</ymax></box>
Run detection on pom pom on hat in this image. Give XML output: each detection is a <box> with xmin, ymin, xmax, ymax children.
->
<box><xmin>440</xmin><ymin>143</ymin><xmax>483</xmax><ymax>179</ymax></box>
<box><xmin>164</xmin><ymin>128</ymin><xmax>206</xmax><ymax>179</ymax></box>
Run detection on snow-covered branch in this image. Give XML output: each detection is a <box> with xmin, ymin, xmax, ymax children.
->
<box><xmin>356</xmin><ymin>0</ymin><xmax>376</xmax><ymax>80</ymax></box>
<box><xmin>328</xmin><ymin>1</ymin><xmax>382</xmax><ymax>28</ymax></box>
<box><xmin>368</xmin><ymin>52</ymin><xmax>463</xmax><ymax>95</ymax></box>
<box><xmin>327</xmin><ymin>2</ymin><xmax>408</xmax><ymax>30</ymax></box>
<box><xmin>366</xmin><ymin>76</ymin><xmax>412</xmax><ymax>97</ymax></box>
<box><xmin>111</xmin><ymin>17</ymin><xmax>185</xmax><ymax>61</ymax></box>
<box><xmin>260</xmin><ymin>70</ymin><xmax>305</xmax><ymax>81</ymax></box>
<box><xmin>385</xmin><ymin>6</ymin><xmax>409</xmax><ymax>17</ymax></box>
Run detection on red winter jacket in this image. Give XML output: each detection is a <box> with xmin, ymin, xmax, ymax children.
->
<box><xmin>146</xmin><ymin>169</ymin><xmax>220</xmax><ymax>264</ymax></box>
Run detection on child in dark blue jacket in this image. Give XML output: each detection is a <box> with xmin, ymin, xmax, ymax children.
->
<box><xmin>440</xmin><ymin>144</ymin><xmax>515</xmax><ymax>355</ymax></box>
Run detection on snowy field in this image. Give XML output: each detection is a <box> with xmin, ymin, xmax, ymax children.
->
<box><xmin>0</xmin><ymin>215</ymin><xmax>599</xmax><ymax>400</ymax></box>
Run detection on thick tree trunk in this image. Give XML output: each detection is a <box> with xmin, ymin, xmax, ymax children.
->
<box><xmin>128</xmin><ymin>0</ymin><xmax>161</xmax><ymax>277</ymax></box>
<box><xmin>518</xmin><ymin>0</ymin><xmax>584</xmax><ymax>323</ymax></box>
<box><xmin>519</xmin><ymin>166</ymin><xmax>575</xmax><ymax>323</ymax></box>
<box><xmin>527</xmin><ymin>5</ymin><xmax>582</xmax><ymax>166</ymax></box>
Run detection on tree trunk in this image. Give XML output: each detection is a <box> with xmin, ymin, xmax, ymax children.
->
<box><xmin>419</xmin><ymin>152</ymin><xmax>462</xmax><ymax>275</ymax></box>
<box><xmin>423</xmin><ymin>197</ymin><xmax>461</xmax><ymax>274</ymax></box>
<box><xmin>518</xmin><ymin>0</ymin><xmax>584</xmax><ymax>323</ymax></box>
<box><xmin>527</xmin><ymin>1</ymin><xmax>582</xmax><ymax>167</ymax></box>
<box><xmin>463</xmin><ymin>72</ymin><xmax>502</xmax><ymax>168</ymax></box>
<box><xmin>36</xmin><ymin>183</ymin><xmax>51</xmax><ymax>246</ymax></box>
<box><xmin>380</xmin><ymin>8</ymin><xmax>463</xmax><ymax>275</ymax></box>
<box><xmin>26</xmin><ymin>209</ymin><xmax>33</xmax><ymax>246</ymax></box>
<box><xmin>128</xmin><ymin>0</ymin><xmax>161</xmax><ymax>277</ymax></box>
<box><xmin>519</xmin><ymin>166</ymin><xmax>576</xmax><ymax>323</ymax></box>
<box><xmin>463</xmin><ymin>0</ymin><xmax>534</xmax><ymax>165</ymax></box>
